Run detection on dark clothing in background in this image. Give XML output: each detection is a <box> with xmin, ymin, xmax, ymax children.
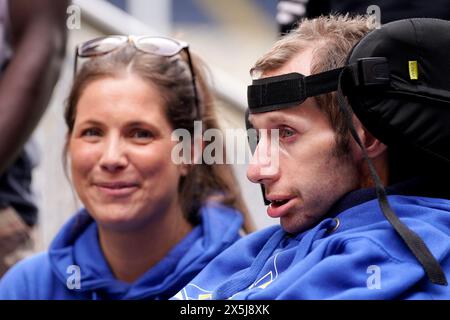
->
<box><xmin>0</xmin><ymin>148</ymin><xmax>38</xmax><ymax>227</ymax></box>
<box><xmin>0</xmin><ymin>0</ymin><xmax>38</xmax><ymax>227</ymax></box>
<box><xmin>278</xmin><ymin>0</ymin><xmax>450</xmax><ymax>35</ymax></box>
<box><xmin>0</xmin><ymin>0</ymin><xmax>38</xmax><ymax>277</ymax></box>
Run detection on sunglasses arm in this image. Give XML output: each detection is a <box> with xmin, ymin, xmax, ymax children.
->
<box><xmin>73</xmin><ymin>46</ymin><xmax>79</xmax><ymax>81</ymax></box>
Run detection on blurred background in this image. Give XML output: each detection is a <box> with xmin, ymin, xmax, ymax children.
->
<box><xmin>32</xmin><ymin>0</ymin><xmax>279</xmax><ymax>250</ymax></box>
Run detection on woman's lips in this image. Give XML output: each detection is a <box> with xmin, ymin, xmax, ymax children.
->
<box><xmin>266</xmin><ymin>197</ymin><xmax>297</xmax><ymax>218</ymax></box>
<box><xmin>94</xmin><ymin>182</ymin><xmax>139</xmax><ymax>197</ymax></box>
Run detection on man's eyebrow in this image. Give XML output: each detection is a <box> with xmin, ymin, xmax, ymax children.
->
<box><xmin>265</xmin><ymin>113</ymin><xmax>293</xmax><ymax>124</ymax></box>
<box><xmin>248</xmin><ymin>113</ymin><xmax>294</xmax><ymax>127</ymax></box>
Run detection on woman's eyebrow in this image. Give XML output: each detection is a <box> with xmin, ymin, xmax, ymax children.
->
<box><xmin>76</xmin><ymin>119</ymin><xmax>103</xmax><ymax>127</ymax></box>
<box><xmin>125</xmin><ymin>121</ymin><xmax>153</xmax><ymax>127</ymax></box>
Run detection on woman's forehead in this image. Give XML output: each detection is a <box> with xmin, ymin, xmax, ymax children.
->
<box><xmin>74</xmin><ymin>76</ymin><xmax>170</xmax><ymax>125</ymax></box>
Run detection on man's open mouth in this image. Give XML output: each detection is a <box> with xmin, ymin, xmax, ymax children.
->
<box><xmin>270</xmin><ymin>199</ymin><xmax>290</xmax><ymax>208</ymax></box>
<box><xmin>266</xmin><ymin>196</ymin><xmax>296</xmax><ymax>218</ymax></box>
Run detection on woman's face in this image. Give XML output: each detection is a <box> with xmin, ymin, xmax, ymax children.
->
<box><xmin>69</xmin><ymin>74</ymin><xmax>188</xmax><ymax>231</ymax></box>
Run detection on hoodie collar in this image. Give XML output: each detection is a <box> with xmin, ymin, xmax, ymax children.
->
<box><xmin>48</xmin><ymin>203</ymin><xmax>243</xmax><ymax>300</ymax></box>
<box><xmin>326</xmin><ymin>175</ymin><xmax>448</xmax><ymax>219</ymax></box>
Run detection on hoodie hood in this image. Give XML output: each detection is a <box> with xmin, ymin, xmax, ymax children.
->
<box><xmin>48</xmin><ymin>202</ymin><xmax>243</xmax><ymax>300</ymax></box>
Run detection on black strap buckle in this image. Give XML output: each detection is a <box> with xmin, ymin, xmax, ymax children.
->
<box><xmin>348</xmin><ymin>57</ymin><xmax>390</xmax><ymax>87</ymax></box>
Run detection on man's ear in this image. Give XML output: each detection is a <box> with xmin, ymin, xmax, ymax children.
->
<box><xmin>352</xmin><ymin>115</ymin><xmax>387</xmax><ymax>159</ymax></box>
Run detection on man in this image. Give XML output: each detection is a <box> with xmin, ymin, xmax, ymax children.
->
<box><xmin>172</xmin><ymin>15</ymin><xmax>450</xmax><ymax>299</ymax></box>
<box><xmin>0</xmin><ymin>0</ymin><xmax>68</xmax><ymax>276</ymax></box>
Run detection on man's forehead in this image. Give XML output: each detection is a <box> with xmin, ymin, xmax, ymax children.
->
<box><xmin>263</xmin><ymin>48</ymin><xmax>315</xmax><ymax>78</ymax></box>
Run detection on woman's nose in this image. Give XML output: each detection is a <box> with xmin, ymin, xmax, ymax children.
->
<box><xmin>99</xmin><ymin>136</ymin><xmax>128</xmax><ymax>172</ymax></box>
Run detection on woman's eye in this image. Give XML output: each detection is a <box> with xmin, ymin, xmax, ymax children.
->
<box><xmin>81</xmin><ymin>128</ymin><xmax>102</xmax><ymax>137</ymax></box>
<box><xmin>130</xmin><ymin>129</ymin><xmax>153</xmax><ymax>139</ymax></box>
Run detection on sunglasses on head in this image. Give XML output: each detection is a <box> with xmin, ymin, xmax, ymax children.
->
<box><xmin>73</xmin><ymin>35</ymin><xmax>200</xmax><ymax>119</ymax></box>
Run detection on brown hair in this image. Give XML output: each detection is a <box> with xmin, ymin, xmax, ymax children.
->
<box><xmin>65</xmin><ymin>44</ymin><xmax>254</xmax><ymax>232</ymax></box>
<box><xmin>251</xmin><ymin>14</ymin><xmax>373</xmax><ymax>154</ymax></box>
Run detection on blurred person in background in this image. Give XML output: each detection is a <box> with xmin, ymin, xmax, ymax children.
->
<box><xmin>0</xmin><ymin>35</ymin><xmax>254</xmax><ymax>299</ymax></box>
<box><xmin>0</xmin><ymin>0</ymin><xmax>68</xmax><ymax>277</ymax></box>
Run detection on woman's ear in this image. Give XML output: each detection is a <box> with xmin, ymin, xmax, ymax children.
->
<box><xmin>179</xmin><ymin>163</ymin><xmax>190</xmax><ymax>177</ymax></box>
<box><xmin>190</xmin><ymin>137</ymin><xmax>205</xmax><ymax>165</ymax></box>
<box><xmin>178</xmin><ymin>138</ymin><xmax>205</xmax><ymax>177</ymax></box>
<box><xmin>65</xmin><ymin>132</ymin><xmax>72</xmax><ymax>155</ymax></box>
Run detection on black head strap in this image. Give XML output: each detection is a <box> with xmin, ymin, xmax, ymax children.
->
<box><xmin>248</xmin><ymin>68</ymin><xmax>344</xmax><ymax>113</ymax></box>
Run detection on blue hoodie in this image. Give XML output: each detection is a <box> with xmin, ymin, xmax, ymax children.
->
<box><xmin>0</xmin><ymin>203</ymin><xmax>243</xmax><ymax>300</ymax></box>
<box><xmin>172</xmin><ymin>183</ymin><xmax>450</xmax><ymax>300</ymax></box>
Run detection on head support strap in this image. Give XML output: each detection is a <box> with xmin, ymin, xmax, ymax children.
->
<box><xmin>247</xmin><ymin>67</ymin><xmax>344</xmax><ymax>114</ymax></box>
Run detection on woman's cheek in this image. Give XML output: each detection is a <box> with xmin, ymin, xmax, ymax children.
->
<box><xmin>70</xmin><ymin>141</ymin><xmax>100</xmax><ymax>176</ymax></box>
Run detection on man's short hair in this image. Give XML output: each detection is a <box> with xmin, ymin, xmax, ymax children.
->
<box><xmin>250</xmin><ymin>15</ymin><xmax>373</xmax><ymax>155</ymax></box>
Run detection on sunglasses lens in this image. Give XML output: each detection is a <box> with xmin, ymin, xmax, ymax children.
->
<box><xmin>137</xmin><ymin>37</ymin><xmax>182</xmax><ymax>56</ymax></box>
<box><xmin>79</xmin><ymin>36</ymin><xmax>125</xmax><ymax>56</ymax></box>
<box><xmin>75</xmin><ymin>35</ymin><xmax>200</xmax><ymax>120</ymax></box>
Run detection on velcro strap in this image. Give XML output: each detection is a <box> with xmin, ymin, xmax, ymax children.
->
<box><xmin>247</xmin><ymin>68</ymin><xmax>344</xmax><ymax>113</ymax></box>
<box><xmin>248</xmin><ymin>73</ymin><xmax>305</xmax><ymax>112</ymax></box>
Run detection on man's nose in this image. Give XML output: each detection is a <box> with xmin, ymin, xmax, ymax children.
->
<box><xmin>247</xmin><ymin>134</ymin><xmax>280</xmax><ymax>184</ymax></box>
<box><xmin>99</xmin><ymin>135</ymin><xmax>128</xmax><ymax>172</ymax></box>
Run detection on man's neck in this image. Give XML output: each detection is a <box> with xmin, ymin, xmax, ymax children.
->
<box><xmin>358</xmin><ymin>151</ymin><xmax>390</xmax><ymax>189</ymax></box>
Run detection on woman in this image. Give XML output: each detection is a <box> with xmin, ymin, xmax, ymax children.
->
<box><xmin>0</xmin><ymin>36</ymin><xmax>253</xmax><ymax>299</ymax></box>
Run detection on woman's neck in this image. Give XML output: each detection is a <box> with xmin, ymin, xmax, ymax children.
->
<box><xmin>97</xmin><ymin>203</ymin><xmax>193</xmax><ymax>283</ymax></box>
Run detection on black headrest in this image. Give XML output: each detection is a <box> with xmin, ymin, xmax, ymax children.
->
<box><xmin>344</xmin><ymin>18</ymin><xmax>450</xmax><ymax>167</ymax></box>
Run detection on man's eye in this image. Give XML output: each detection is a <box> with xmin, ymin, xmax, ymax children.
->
<box><xmin>279</xmin><ymin>127</ymin><xmax>295</xmax><ymax>138</ymax></box>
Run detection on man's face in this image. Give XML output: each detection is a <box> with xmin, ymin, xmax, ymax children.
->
<box><xmin>247</xmin><ymin>48</ymin><xmax>360</xmax><ymax>234</ymax></box>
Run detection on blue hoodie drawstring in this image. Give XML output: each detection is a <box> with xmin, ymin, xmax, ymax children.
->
<box><xmin>292</xmin><ymin>218</ymin><xmax>338</xmax><ymax>262</ymax></box>
<box><xmin>213</xmin><ymin>218</ymin><xmax>338</xmax><ymax>299</ymax></box>
<box><xmin>213</xmin><ymin>228</ymin><xmax>285</xmax><ymax>299</ymax></box>
<box><xmin>92</xmin><ymin>291</ymin><xmax>98</xmax><ymax>300</ymax></box>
